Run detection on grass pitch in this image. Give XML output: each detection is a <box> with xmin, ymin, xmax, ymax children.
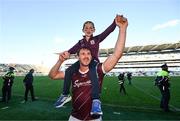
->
<box><xmin>0</xmin><ymin>76</ymin><xmax>180</xmax><ymax>120</ymax></box>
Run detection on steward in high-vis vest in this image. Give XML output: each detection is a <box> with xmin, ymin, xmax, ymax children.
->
<box><xmin>1</xmin><ymin>67</ymin><xmax>15</xmax><ymax>103</ymax></box>
<box><xmin>155</xmin><ymin>63</ymin><xmax>170</xmax><ymax>112</ymax></box>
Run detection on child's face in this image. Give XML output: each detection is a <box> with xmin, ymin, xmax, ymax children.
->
<box><xmin>83</xmin><ymin>23</ymin><xmax>95</xmax><ymax>37</ymax></box>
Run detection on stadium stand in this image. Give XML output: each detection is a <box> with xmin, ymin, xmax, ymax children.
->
<box><xmin>0</xmin><ymin>63</ymin><xmax>48</xmax><ymax>76</ymax></box>
<box><xmin>1</xmin><ymin>41</ymin><xmax>179</xmax><ymax>76</ymax></box>
<box><xmin>64</xmin><ymin>41</ymin><xmax>180</xmax><ymax>76</ymax></box>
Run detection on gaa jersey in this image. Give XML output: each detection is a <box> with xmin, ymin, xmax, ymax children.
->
<box><xmin>71</xmin><ymin>63</ymin><xmax>105</xmax><ymax>120</ymax></box>
<box><xmin>68</xmin><ymin>20</ymin><xmax>116</xmax><ymax>62</ymax></box>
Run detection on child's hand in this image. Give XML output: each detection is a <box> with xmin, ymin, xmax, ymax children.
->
<box><xmin>60</xmin><ymin>51</ymin><xmax>70</xmax><ymax>60</ymax></box>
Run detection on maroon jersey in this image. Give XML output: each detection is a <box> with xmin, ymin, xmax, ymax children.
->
<box><xmin>68</xmin><ymin>20</ymin><xmax>116</xmax><ymax>62</ymax></box>
<box><xmin>71</xmin><ymin>63</ymin><xmax>105</xmax><ymax>120</ymax></box>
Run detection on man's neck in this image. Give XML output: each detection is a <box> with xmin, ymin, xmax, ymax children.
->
<box><xmin>79</xmin><ymin>66</ymin><xmax>89</xmax><ymax>74</ymax></box>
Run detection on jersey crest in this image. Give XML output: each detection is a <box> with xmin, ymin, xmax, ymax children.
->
<box><xmin>90</xmin><ymin>40</ymin><xmax>95</xmax><ymax>45</ymax></box>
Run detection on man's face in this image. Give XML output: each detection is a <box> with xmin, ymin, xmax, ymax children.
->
<box><xmin>163</xmin><ymin>67</ymin><xmax>168</xmax><ymax>71</ymax></box>
<box><xmin>78</xmin><ymin>48</ymin><xmax>92</xmax><ymax>67</ymax></box>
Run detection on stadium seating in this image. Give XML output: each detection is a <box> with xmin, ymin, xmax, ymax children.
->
<box><xmin>64</xmin><ymin>42</ymin><xmax>180</xmax><ymax>76</ymax></box>
<box><xmin>1</xmin><ymin>42</ymin><xmax>179</xmax><ymax>76</ymax></box>
<box><xmin>0</xmin><ymin>63</ymin><xmax>47</xmax><ymax>76</ymax></box>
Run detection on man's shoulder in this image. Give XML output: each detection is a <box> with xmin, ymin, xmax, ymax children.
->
<box><xmin>5</xmin><ymin>71</ymin><xmax>14</xmax><ymax>76</ymax></box>
<box><xmin>26</xmin><ymin>73</ymin><xmax>32</xmax><ymax>77</ymax></box>
<box><xmin>96</xmin><ymin>63</ymin><xmax>102</xmax><ymax>69</ymax></box>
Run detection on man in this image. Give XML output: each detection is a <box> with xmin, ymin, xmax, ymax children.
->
<box><xmin>155</xmin><ymin>63</ymin><xmax>170</xmax><ymax>112</ymax></box>
<box><xmin>54</xmin><ymin>16</ymin><xmax>118</xmax><ymax>111</ymax></box>
<box><xmin>22</xmin><ymin>69</ymin><xmax>36</xmax><ymax>103</ymax></box>
<box><xmin>127</xmin><ymin>72</ymin><xmax>132</xmax><ymax>85</ymax></box>
<box><xmin>1</xmin><ymin>67</ymin><xmax>15</xmax><ymax>103</ymax></box>
<box><xmin>49</xmin><ymin>15</ymin><xmax>128</xmax><ymax>121</ymax></box>
<box><xmin>118</xmin><ymin>72</ymin><xmax>126</xmax><ymax>95</ymax></box>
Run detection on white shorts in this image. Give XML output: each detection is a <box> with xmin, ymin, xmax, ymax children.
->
<box><xmin>68</xmin><ymin>115</ymin><xmax>102</xmax><ymax>121</ymax></box>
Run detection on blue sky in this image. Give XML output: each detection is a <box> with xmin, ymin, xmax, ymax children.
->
<box><xmin>0</xmin><ymin>0</ymin><xmax>180</xmax><ymax>68</ymax></box>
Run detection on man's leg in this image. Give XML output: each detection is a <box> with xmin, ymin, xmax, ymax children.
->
<box><xmin>89</xmin><ymin>60</ymin><xmax>103</xmax><ymax>116</ymax></box>
<box><xmin>163</xmin><ymin>89</ymin><xmax>170</xmax><ymax>112</ymax></box>
<box><xmin>1</xmin><ymin>86</ymin><xmax>6</xmax><ymax>102</ymax></box>
<box><xmin>30</xmin><ymin>85</ymin><xmax>36</xmax><ymax>101</ymax></box>
<box><xmin>129</xmin><ymin>79</ymin><xmax>131</xmax><ymax>85</ymax></box>
<box><xmin>7</xmin><ymin>86</ymin><xmax>12</xmax><ymax>102</ymax></box>
<box><xmin>158</xmin><ymin>86</ymin><xmax>164</xmax><ymax>108</ymax></box>
<box><xmin>20</xmin><ymin>85</ymin><xmax>28</xmax><ymax>103</ymax></box>
<box><xmin>24</xmin><ymin>85</ymin><xmax>29</xmax><ymax>101</ymax></box>
<box><xmin>122</xmin><ymin>85</ymin><xmax>126</xmax><ymax>94</ymax></box>
<box><xmin>54</xmin><ymin>61</ymin><xmax>80</xmax><ymax>108</ymax></box>
<box><xmin>120</xmin><ymin>85</ymin><xmax>122</xmax><ymax>93</ymax></box>
<box><xmin>160</xmin><ymin>95</ymin><xmax>164</xmax><ymax>109</ymax></box>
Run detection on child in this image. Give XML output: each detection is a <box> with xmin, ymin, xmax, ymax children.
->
<box><xmin>54</xmin><ymin>15</ymin><xmax>124</xmax><ymax>115</ymax></box>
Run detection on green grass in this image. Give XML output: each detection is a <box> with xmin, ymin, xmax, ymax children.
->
<box><xmin>0</xmin><ymin>76</ymin><xmax>180</xmax><ymax>120</ymax></box>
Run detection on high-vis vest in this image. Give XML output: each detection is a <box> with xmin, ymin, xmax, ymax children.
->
<box><xmin>155</xmin><ymin>70</ymin><xmax>169</xmax><ymax>87</ymax></box>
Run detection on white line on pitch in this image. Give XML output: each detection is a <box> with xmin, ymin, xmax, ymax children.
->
<box><xmin>133</xmin><ymin>84</ymin><xmax>180</xmax><ymax>111</ymax></box>
<box><xmin>1</xmin><ymin>106</ymin><xmax>9</xmax><ymax>110</ymax></box>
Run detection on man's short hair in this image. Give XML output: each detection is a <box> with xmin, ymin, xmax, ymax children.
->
<box><xmin>9</xmin><ymin>67</ymin><xmax>15</xmax><ymax>71</ymax></box>
<box><xmin>77</xmin><ymin>46</ymin><xmax>92</xmax><ymax>56</ymax></box>
<box><xmin>161</xmin><ymin>63</ymin><xmax>168</xmax><ymax>68</ymax></box>
<box><xmin>30</xmin><ymin>69</ymin><xmax>34</xmax><ymax>73</ymax></box>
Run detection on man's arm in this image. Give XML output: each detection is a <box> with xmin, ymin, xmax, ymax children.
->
<box><xmin>103</xmin><ymin>15</ymin><xmax>128</xmax><ymax>73</ymax></box>
<box><xmin>48</xmin><ymin>52</ymin><xmax>69</xmax><ymax>80</ymax></box>
<box><xmin>23</xmin><ymin>75</ymin><xmax>27</xmax><ymax>83</ymax></box>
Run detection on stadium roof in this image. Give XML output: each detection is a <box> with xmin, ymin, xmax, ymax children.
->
<box><xmin>99</xmin><ymin>41</ymin><xmax>180</xmax><ymax>55</ymax></box>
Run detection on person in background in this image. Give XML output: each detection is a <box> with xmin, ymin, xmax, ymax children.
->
<box><xmin>155</xmin><ymin>63</ymin><xmax>170</xmax><ymax>112</ymax></box>
<box><xmin>127</xmin><ymin>72</ymin><xmax>132</xmax><ymax>85</ymax></box>
<box><xmin>118</xmin><ymin>72</ymin><xmax>126</xmax><ymax>95</ymax></box>
<box><xmin>21</xmin><ymin>69</ymin><xmax>36</xmax><ymax>103</ymax></box>
<box><xmin>1</xmin><ymin>67</ymin><xmax>15</xmax><ymax>103</ymax></box>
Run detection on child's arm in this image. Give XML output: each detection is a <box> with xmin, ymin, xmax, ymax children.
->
<box><xmin>97</xmin><ymin>16</ymin><xmax>116</xmax><ymax>42</ymax></box>
<box><xmin>67</xmin><ymin>40</ymin><xmax>81</xmax><ymax>54</ymax></box>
